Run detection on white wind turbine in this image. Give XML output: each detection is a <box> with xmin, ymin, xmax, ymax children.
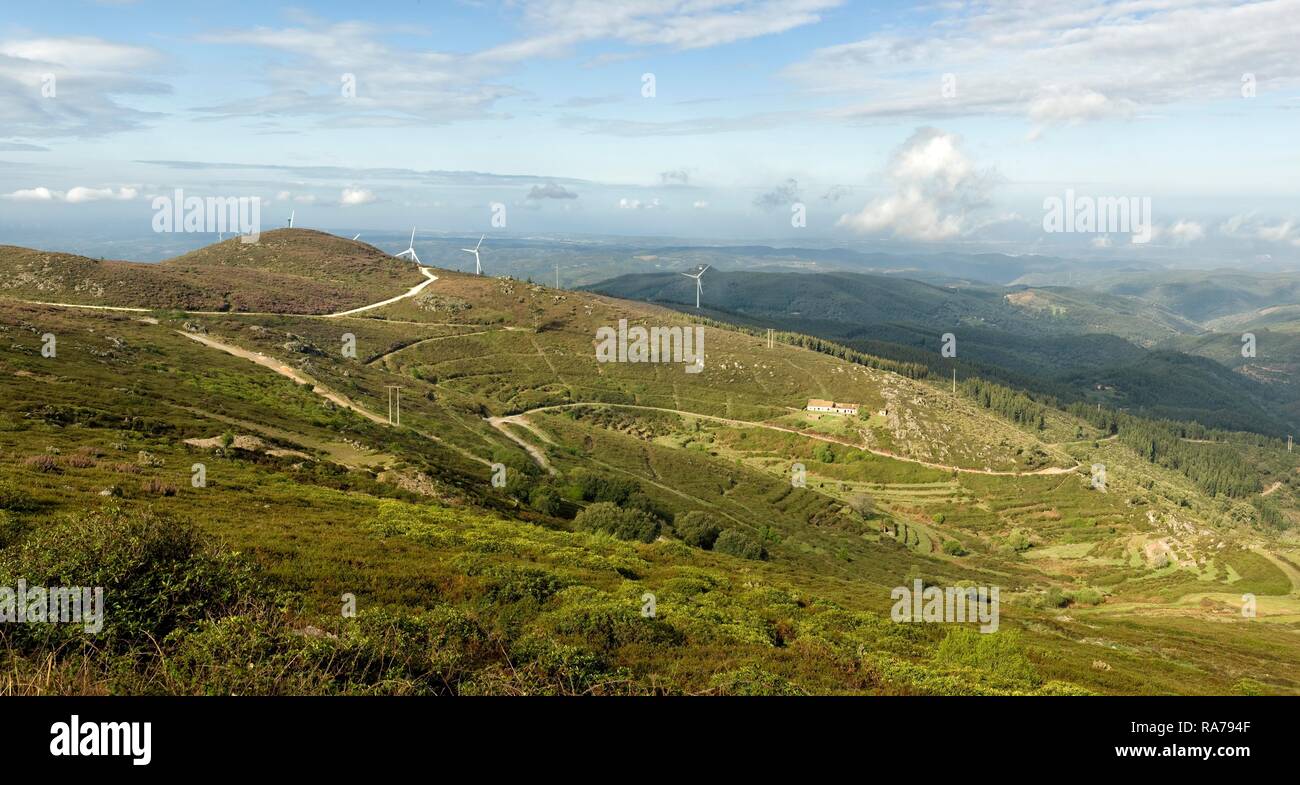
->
<box><xmin>461</xmin><ymin>234</ymin><xmax>485</xmax><ymax>275</ymax></box>
<box><xmin>681</xmin><ymin>264</ymin><xmax>709</xmax><ymax>309</ymax></box>
<box><xmin>287</xmin><ymin>209</ymin><xmax>295</xmax><ymax>229</ymax></box>
<box><xmin>395</xmin><ymin>227</ymin><xmax>421</xmax><ymax>264</ymax></box>
<box><xmin>352</xmin><ymin>233</ymin><xmax>361</xmax><ymax>241</ymax></box>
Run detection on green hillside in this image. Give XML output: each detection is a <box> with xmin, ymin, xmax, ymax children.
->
<box><xmin>1</xmin><ymin>237</ymin><xmax>1298</xmax><ymax>695</ymax></box>
<box><xmin>0</xmin><ymin>230</ymin><xmax>424</xmax><ymax>314</ymax></box>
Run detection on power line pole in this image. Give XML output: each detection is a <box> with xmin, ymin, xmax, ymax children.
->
<box><xmin>952</xmin><ymin>367</ymin><xmax>956</xmax><ymax>394</ymax></box>
<box><xmin>385</xmin><ymin>385</ymin><xmax>402</xmax><ymax>427</ymax></box>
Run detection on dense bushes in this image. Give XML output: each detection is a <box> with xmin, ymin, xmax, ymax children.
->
<box><xmin>714</xmin><ymin>528</ymin><xmax>765</xmax><ymax>560</ymax></box>
<box><xmin>573</xmin><ymin>502</ymin><xmax>662</xmax><ymax>543</ymax></box>
<box><xmin>0</xmin><ymin>507</ymin><xmax>261</xmax><ymax>654</ymax></box>
<box><xmin>673</xmin><ymin>511</ymin><xmax>722</xmax><ymax>549</ymax></box>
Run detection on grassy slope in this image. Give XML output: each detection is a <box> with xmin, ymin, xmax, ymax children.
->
<box><xmin>0</xmin><ymin>230</ymin><xmax>424</xmax><ymax>314</ymax></box>
<box><xmin>1</xmin><ymin>254</ymin><xmax>1298</xmax><ymax>694</ymax></box>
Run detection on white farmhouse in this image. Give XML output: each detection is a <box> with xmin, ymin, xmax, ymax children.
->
<box><xmin>806</xmin><ymin>399</ymin><xmax>859</xmax><ymax>416</ymax></box>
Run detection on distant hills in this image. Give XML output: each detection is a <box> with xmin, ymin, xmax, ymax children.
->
<box><xmin>587</xmin><ymin>268</ymin><xmax>1295</xmax><ymax>435</ymax></box>
<box><xmin>0</xmin><ymin>229</ymin><xmax>423</xmax><ymax>314</ymax></box>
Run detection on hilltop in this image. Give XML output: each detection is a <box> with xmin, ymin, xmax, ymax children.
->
<box><xmin>0</xmin><ymin>229</ymin><xmax>424</xmax><ymax>314</ymax></box>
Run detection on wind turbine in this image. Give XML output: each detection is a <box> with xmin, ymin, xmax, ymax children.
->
<box><xmin>352</xmin><ymin>233</ymin><xmax>361</xmax><ymax>241</ymax></box>
<box><xmin>395</xmin><ymin>227</ymin><xmax>421</xmax><ymax>264</ymax></box>
<box><xmin>681</xmin><ymin>264</ymin><xmax>708</xmax><ymax>309</ymax></box>
<box><xmin>287</xmin><ymin>209</ymin><xmax>295</xmax><ymax>229</ymax></box>
<box><xmin>461</xmin><ymin>234</ymin><xmax>485</xmax><ymax>275</ymax></box>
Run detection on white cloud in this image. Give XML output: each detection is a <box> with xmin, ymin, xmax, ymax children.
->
<box><xmin>618</xmin><ymin>197</ymin><xmax>661</xmax><ymax>210</ymax></box>
<box><xmin>2</xmin><ymin>187</ymin><xmax>55</xmax><ymax>201</ymax></box>
<box><xmin>340</xmin><ymin>187</ymin><xmax>377</xmax><ymax>206</ymax></box>
<box><xmin>1166</xmin><ymin>220</ymin><xmax>1205</xmax><ymax>245</ymax></box>
<box><xmin>837</xmin><ymin>128</ymin><xmax>993</xmax><ymax>241</ymax></box>
<box><xmin>478</xmin><ymin>0</ymin><xmax>843</xmax><ymax>61</ymax></box>
<box><xmin>693</xmin><ymin>200</ymin><xmax>709</xmax><ymax>209</ymax></box>
<box><xmin>1220</xmin><ymin>214</ymin><xmax>1300</xmax><ymax>246</ymax></box>
<box><xmin>65</xmin><ymin>186</ymin><xmax>137</xmax><ymax>203</ymax></box>
<box><xmin>4</xmin><ymin>185</ymin><xmax>138</xmax><ymax>203</ymax></box>
<box><xmin>0</xmin><ymin>36</ymin><xmax>167</xmax><ymax>138</ymax></box>
<box><xmin>788</xmin><ymin>0</ymin><xmax>1300</xmax><ymax>135</ymax></box>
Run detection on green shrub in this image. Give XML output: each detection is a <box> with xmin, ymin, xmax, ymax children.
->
<box><xmin>528</xmin><ymin>487</ymin><xmax>563</xmax><ymax>516</ymax></box>
<box><xmin>714</xmin><ymin>528</ymin><xmax>765</xmax><ymax>560</ymax></box>
<box><xmin>573</xmin><ymin>502</ymin><xmax>662</xmax><ymax>543</ymax></box>
<box><xmin>673</xmin><ymin>511</ymin><xmax>722</xmax><ymax>549</ymax></box>
<box><xmin>0</xmin><ymin>507</ymin><xmax>262</xmax><ymax>653</ymax></box>
<box><xmin>942</xmin><ymin>539</ymin><xmax>967</xmax><ymax>556</ymax></box>
<box><xmin>934</xmin><ymin>627</ymin><xmax>1040</xmax><ymax>686</ymax></box>
<box><xmin>0</xmin><ymin>482</ymin><xmax>36</xmax><ymax>512</ymax></box>
<box><xmin>709</xmin><ymin>665</ymin><xmax>805</xmax><ymax>696</ymax></box>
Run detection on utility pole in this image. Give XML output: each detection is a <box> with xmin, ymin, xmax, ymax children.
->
<box><xmin>952</xmin><ymin>367</ymin><xmax>956</xmax><ymax>394</ymax></box>
<box><xmin>1289</xmin><ymin>435</ymin><xmax>1293</xmax><ymax>453</ymax></box>
<box><xmin>767</xmin><ymin>328</ymin><xmax>774</xmax><ymax>349</ymax></box>
<box><xmin>386</xmin><ymin>385</ymin><xmax>402</xmax><ymax>427</ymax></box>
<box><xmin>555</xmin><ymin>264</ymin><xmax>560</xmax><ymax>289</ymax></box>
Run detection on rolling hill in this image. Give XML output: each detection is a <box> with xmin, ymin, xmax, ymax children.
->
<box><xmin>587</xmin><ymin>269</ymin><xmax>1293</xmax><ymax>435</ymax></box>
<box><xmin>0</xmin><ymin>229</ymin><xmax>425</xmax><ymax>314</ymax></box>
<box><xmin>1</xmin><ymin>233</ymin><xmax>1298</xmax><ymax>696</ymax></box>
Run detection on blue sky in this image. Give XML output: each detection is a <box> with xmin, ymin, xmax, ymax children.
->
<box><xmin>2</xmin><ymin>0</ymin><xmax>1299</xmax><ymax>264</ymax></box>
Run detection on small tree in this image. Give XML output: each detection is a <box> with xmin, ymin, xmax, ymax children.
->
<box><xmin>673</xmin><ymin>511</ymin><xmax>722</xmax><ymax>549</ymax></box>
<box><xmin>714</xmin><ymin>528</ymin><xmax>765</xmax><ymax>560</ymax></box>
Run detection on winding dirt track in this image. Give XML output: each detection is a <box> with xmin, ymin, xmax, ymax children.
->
<box><xmin>9</xmin><ymin>266</ymin><xmax>436</xmax><ymax>319</ymax></box>
<box><xmin>498</xmin><ymin>402</ymin><xmax>1082</xmax><ymax>477</ymax></box>
<box><xmin>8</xmin><ymin>269</ymin><xmax>1078</xmax><ymax>479</ymax></box>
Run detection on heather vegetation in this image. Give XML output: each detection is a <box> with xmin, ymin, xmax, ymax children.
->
<box><xmin>1</xmin><ymin>236</ymin><xmax>1297</xmax><ymax>696</ymax></box>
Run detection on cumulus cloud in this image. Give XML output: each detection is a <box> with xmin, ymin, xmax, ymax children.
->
<box><xmin>340</xmin><ymin>187</ymin><xmax>377</xmax><ymax>206</ymax></box>
<box><xmin>4</xmin><ymin>185</ymin><xmax>138</xmax><ymax>203</ymax></box>
<box><xmin>837</xmin><ymin>128</ymin><xmax>993</xmax><ymax>241</ymax></box>
<box><xmin>526</xmin><ymin>182</ymin><xmax>578</xmax><ymax>200</ymax></box>
<box><xmin>1166</xmin><ymin>220</ymin><xmax>1205</xmax><ymax>245</ymax></box>
<box><xmin>1027</xmin><ymin>89</ymin><xmax>1136</xmax><ymax>140</ymax></box>
<box><xmin>2</xmin><ymin>186</ymin><xmax>55</xmax><ymax>201</ymax></box>
<box><xmin>618</xmin><ymin>197</ymin><xmax>661</xmax><ymax>210</ymax></box>
<box><xmin>1220</xmin><ymin>214</ymin><xmax>1300</xmax><ymax>246</ymax></box>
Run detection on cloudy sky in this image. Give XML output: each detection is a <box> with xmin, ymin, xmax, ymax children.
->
<box><xmin>1</xmin><ymin>0</ymin><xmax>1299</xmax><ymax>263</ymax></box>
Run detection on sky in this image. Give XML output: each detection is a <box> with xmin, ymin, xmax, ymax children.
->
<box><xmin>1</xmin><ymin>0</ymin><xmax>1299</xmax><ymax>264</ymax></box>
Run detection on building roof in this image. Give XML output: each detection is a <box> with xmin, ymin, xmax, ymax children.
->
<box><xmin>807</xmin><ymin>399</ymin><xmax>859</xmax><ymax>409</ymax></box>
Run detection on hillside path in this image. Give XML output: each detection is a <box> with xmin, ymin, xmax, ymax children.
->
<box><xmin>325</xmin><ymin>266</ymin><xmax>437</xmax><ymax>317</ymax></box>
<box><xmin>502</xmin><ymin>402</ymin><xmax>1081</xmax><ymax>477</ymax></box>
<box><xmin>4</xmin><ymin>265</ymin><xmax>437</xmax><ymax>319</ymax></box>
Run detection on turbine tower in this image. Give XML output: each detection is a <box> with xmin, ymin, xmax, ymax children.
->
<box><xmin>395</xmin><ymin>227</ymin><xmax>421</xmax><ymax>264</ymax></box>
<box><xmin>461</xmin><ymin>234</ymin><xmax>485</xmax><ymax>275</ymax></box>
<box><xmin>287</xmin><ymin>209</ymin><xmax>295</xmax><ymax>229</ymax></box>
<box><xmin>680</xmin><ymin>264</ymin><xmax>709</xmax><ymax>309</ymax></box>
